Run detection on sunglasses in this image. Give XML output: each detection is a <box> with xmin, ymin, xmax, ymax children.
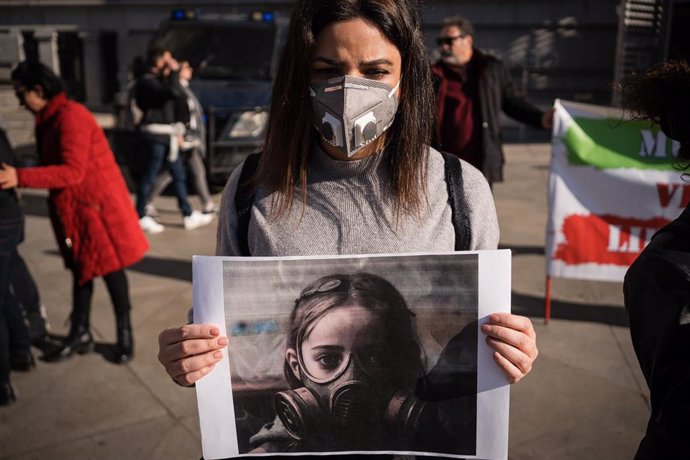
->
<box><xmin>436</xmin><ymin>34</ymin><xmax>468</xmax><ymax>46</ymax></box>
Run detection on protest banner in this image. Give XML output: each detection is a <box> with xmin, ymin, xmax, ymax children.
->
<box><xmin>192</xmin><ymin>251</ymin><xmax>511</xmax><ymax>460</ymax></box>
<box><xmin>547</xmin><ymin>99</ymin><xmax>687</xmax><ymax>284</ymax></box>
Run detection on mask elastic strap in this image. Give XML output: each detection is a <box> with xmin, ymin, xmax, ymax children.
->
<box><xmin>388</xmin><ymin>78</ymin><xmax>402</xmax><ymax>98</ymax></box>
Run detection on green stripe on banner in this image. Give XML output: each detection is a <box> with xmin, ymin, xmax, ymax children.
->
<box><xmin>563</xmin><ymin>117</ymin><xmax>679</xmax><ymax>170</ymax></box>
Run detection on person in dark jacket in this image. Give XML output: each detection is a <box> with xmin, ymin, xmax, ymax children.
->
<box><xmin>0</xmin><ymin>125</ymin><xmax>49</xmax><ymax>347</ymax></box>
<box><xmin>10</xmin><ymin>249</ymin><xmax>47</xmax><ymax>346</ymax></box>
<box><xmin>0</xmin><ymin>61</ymin><xmax>149</xmax><ymax>364</ymax></box>
<box><xmin>146</xmin><ymin>60</ymin><xmax>217</xmax><ymax>216</ymax></box>
<box><xmin>134</xmin><ymin>48</ymin><xmax>213</xmax><ymax>234</ymax></box>
<box><xmin>0</xmin><ymin>123</ymin><xmax>33</xmax><ymax>406</ymax></box>
<box><xmin>620</xmin><ymin>60</ymin><xmax>690</xmax><ymax>460</ymax></box>
<box><xmin>432</xmin><ymin>16</ymin><xmax>554</xmax><ymax>185</ymax></box>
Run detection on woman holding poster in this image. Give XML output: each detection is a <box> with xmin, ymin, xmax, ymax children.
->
<box><xmin>157</xmin><ymin>0</ymin><xmax>539</xmax><ymax>450</ymax></box>
<box><xmin>621</xmin><ymin>60</ymin><xmax>690</xmax><ymax>460</ymax></box>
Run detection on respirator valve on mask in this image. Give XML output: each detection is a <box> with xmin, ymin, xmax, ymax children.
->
<box><xmin>354</xmin><ymin>112</ymin><xmax>378</xmax><ymax>148</ymax></box>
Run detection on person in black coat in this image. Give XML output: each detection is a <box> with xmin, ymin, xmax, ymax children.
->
<box><xmin>621</xmin><ymin>60</ymin><xmax>690</xmax><ymax>460</ymax></box>
<box><xmin>431</xmin><ymin>16</ymin><xmax>554</xmax><ymax>186</ymax></box>
<box><xmin>0</xmin><ymin>123</ymin><xmax>33</xmax><ymax>406</ymax></box>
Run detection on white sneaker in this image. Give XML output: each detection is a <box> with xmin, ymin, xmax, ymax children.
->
<box><xmin>139</xmin><ymin>216</ymin><xmax>164</xmax><ymax>234</ymax></box>
<box><xmin>202</xmin><ymin>201</ymin><xmax>219</xmax><ymax>215</ymax></box>
<box><xmin>145</xmin><ymin>203</ymin><xmax>158</xmax><ymax>217</ymax></box>
<box><xmin>183</xmin><ymin>210</ymin><xmax>213</xmax><ymax>230</ymax></box>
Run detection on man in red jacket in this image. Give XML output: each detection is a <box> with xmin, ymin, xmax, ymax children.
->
<box><xmin>432</xmin><ymin>16</ymin><xmax>554</xmax><ymax>187</ymax></box>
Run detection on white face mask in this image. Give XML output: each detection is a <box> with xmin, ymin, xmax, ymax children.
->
<box><xmin>310</xmin><ymin>75</ymin><xmax>401</xmax><ymax>157</ymax></box>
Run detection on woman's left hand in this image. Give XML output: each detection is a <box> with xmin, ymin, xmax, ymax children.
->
<box><xmin>0</xmin><ymin>163</ymin><xmax>18</xmax><ymax>189</ymax></box>
<box><xmin>481</xmin><ymin>313</ymin><xmax>538</xmax><ymax>383</ymax></box>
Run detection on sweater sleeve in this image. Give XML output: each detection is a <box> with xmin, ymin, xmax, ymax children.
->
<box><xmin>460</xmin><ymin>159</ymin><xmax>500</xmax><ymax>250</ymax></box>
<box><xmin>17</xmin><ymin>110</ymin><xmax>89</xmax><ymax>189</ymax></box>
<box><xmin>215</xmin><ymin>164</ymin><xmax>244</xmax><ymax>256</ymax></box>
<box><xmin>497</xmin><ymin>61</ymin><xmax>545</xmax><ymax>130</ymax></box>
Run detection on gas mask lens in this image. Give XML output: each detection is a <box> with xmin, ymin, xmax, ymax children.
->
<box><xmin>301</xmin><ymin>348</ymin><xmax>349</xmax><ymax>382</ymax></box>
<box><xmin>299</xmin><ymin>346</ymin><xmax>388</xmax><ymax>383</ymax></box>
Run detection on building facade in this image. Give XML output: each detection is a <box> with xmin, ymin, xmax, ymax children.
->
<box><xmin>1</xmin><ymin>0</ymin><xmax>687</xmax><ymax>117</ymax></box>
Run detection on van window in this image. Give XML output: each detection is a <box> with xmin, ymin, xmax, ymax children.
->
<box><xmin>154</xmin><ymin>22</ymin><xmax>275</xmax><ymax>80</ymax></box>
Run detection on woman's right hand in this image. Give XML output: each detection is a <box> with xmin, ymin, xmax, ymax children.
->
<box><xmin>157</xmin><ymin>324</ymin><xmax>228</xmax><ymax>387</ymax></box>
<box><xmin>0</xmin><ymin>163</ymin><xmax>18</xmax><ymax>189</ymax></box>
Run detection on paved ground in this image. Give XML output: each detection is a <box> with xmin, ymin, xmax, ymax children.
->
<box><xmin>0</xmin><ymin>143</ymin><xmax>649</xmax><ymax>460</ymax></box>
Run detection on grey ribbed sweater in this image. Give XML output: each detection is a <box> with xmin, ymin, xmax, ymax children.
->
<box><xmin>216</xmin><ymin>145</ymin><xmax>499</xmax><ymax>256</ymax></box>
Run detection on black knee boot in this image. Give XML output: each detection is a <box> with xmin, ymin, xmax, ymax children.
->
<box><xmin>114</xmin><ymin>309</ymin><xmax>134</xmax><ymax>364</ymax></box>
<box><xmin>43</xmin><ymin>286</ymin><xmax>93</xmax><ymax>362</ymax></box>
<box><xmin>104</xmin><ymin>270</ymin><xmax>134</xmax><ymax>364</ymax></box>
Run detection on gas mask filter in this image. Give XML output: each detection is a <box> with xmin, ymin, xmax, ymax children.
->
<box><xmin>274</xmin><ymin>346</ymin><xmax>425</xmax><ymax>444</ymax></box>
<box><xmin>310</xmin><ymin>75</ymin><xmax>401</xmax><ymax>157</ymax></box>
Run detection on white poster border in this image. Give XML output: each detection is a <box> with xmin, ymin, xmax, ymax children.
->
<box><xmin>193</xmin><ymin>250</ymin><xmax>511</xmax><ymax>460</ymax></box>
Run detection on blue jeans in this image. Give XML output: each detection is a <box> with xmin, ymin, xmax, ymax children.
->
<box><xmin>0</xmin><ymin>216</ymin><xmax>29</xmax><ymax>384</ymax></box>
<box><xmin>136</xmin><ymin>140</ymin><xmax>192</xmax><ymax>218</ymax></box>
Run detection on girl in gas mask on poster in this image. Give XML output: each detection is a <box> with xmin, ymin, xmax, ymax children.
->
<box><xmin>250</xmin><ymin>273</ymin><xmax>474</xmax><ymax>455</ymax></box>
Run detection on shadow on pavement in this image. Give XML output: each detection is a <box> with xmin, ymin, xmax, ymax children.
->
<box><xmin>130</xmin><ymin>255</ymin><xmax>192</xmax><ymax>282</ymax></box>
<box><xmin>44</xmin><ymin>250</ymin><xmax>192</xmax><ymax>282</ymax></box>
<box><xmin>512</xmin><ymin>291</ymin><xmax>630</xmax><ymax>327</ymax></box>
<box><xmin>41</xmin><ymin>249</ymin><xmax>628</xmax><ymax>327</ymax></box>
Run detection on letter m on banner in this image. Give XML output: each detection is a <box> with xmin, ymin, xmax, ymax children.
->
<box><xmin>546</xmin><ymin>100</ymin><xmax>686</xmax><ymax>282</ymax></box>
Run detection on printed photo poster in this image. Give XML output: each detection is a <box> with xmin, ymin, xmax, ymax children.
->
<box><xmin>547</xmin><ymin>99</ymin><xmax>687</xmax><ymax>282</ymax></box>
<box><xmin>193</xmin><ymin>251</ymin><xmax>511</xmax><ymax>460</ymax></box>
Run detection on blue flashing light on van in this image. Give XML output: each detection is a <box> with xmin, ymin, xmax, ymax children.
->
<box><xmin>249</xmin><ymin>11</ymin><xmax>276</xmax><ymax>23</ymax></box>
<box><xmin>170</xmin><ymin>8</ymin><xmax>198</xmax><ymax>21</ymax></box>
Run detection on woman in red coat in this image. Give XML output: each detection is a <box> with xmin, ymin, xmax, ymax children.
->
<box><xmin>0</xmin><ymin>61</ymin><xmax>148</xmax><ymax>364</ymax></box>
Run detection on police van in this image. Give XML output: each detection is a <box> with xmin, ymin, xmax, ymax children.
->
<box><xmin>116</xmin><ymin>9</ymin><xmax>286</xmax><ymax>185</ymax></box>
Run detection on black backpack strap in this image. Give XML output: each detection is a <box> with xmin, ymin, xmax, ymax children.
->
<box><xmin>235</xmin><ymin>153</ymin><xmax>261</xmax><ymax>257</ymax></box>
<box><xmin>440</xmin><ymin>151</ymin><xmax>471</xmax><ymax>251</ymax></box>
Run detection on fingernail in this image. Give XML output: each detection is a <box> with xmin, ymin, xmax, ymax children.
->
<box><xmin>489</xmin><ymin>314</ymin><xmax>500</xmax><ymax>322</ymax></box>
<box><xmin>210</xmin><ymin>328</ymin><xmax>219</xmax><ymax>336</ymax></box>
<box><xmin>213</xmin><ymin>351</ymin><xmax>223</xmax><ymax>359</ymax></box>
<box><xmin>218</xmin><ymin>337</ymin><xmax>228</xmax><ymax>346</ymax></box>
<box><xmin>481</xmin><ymin>324</ymin><xmax>491</xmax><ymax>333</ymax></box>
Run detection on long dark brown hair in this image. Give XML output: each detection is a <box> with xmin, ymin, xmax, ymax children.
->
<box><xmin>619</xmin><ymin>60</ymin><xmax>690</xmax><ymax>169</ymax></box>
<box><xmin>255</xmin><ymin>0</ymin><xmax>435</xmax><ymax>217</ymax></box>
